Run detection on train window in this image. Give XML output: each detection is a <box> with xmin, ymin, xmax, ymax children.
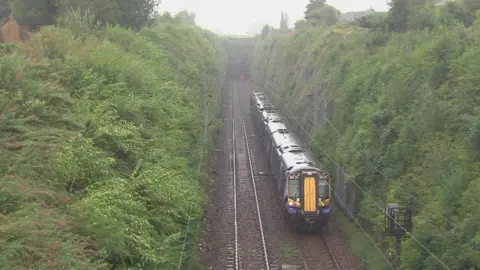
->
<box><xmin>318</xmin><ymin>179</ymin><xmax>329</xmax><ymax>199</ymax></box>
<box><xmin>288</xmin><ymin>179</ymin><xmax>300</xmax><ymax>198</ymax></box>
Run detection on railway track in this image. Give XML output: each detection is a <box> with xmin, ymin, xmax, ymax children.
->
<box><xmin>203</xmin><ymin>80</ymin><xmax>359</xmax><ymax>270</ymax></box>
<box><xmin>225</xmin><ymin>81</ymin><xmax>273</xmax><ymax>270</ymax></box>
<box><xmin>297</xmin><ymin>232</ymin><xmax>341</xmax><ymax>270</ymax></box>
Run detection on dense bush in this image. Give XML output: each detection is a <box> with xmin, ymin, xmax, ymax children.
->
<box><xmin>253</xmin><ymin>2</ymin><xmax>480</xmax><ymax>270</ymax></box>
<box><xmin>0</xmin><ymin>20</ymin><xmax>226</xmax><ymax>269</ymax></box>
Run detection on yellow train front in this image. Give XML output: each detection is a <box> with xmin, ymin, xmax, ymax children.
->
<box><xmin>282</xmin><ymin>168</ymin><xmax>332</xmax><ymax>232</ymax></box>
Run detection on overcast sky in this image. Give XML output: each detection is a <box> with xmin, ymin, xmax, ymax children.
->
<box><xmin>158</xmin><ymin>0</ymin><xmax>389</xmax><ymax>34</ymax></box>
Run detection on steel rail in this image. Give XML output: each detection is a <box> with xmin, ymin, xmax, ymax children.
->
<box><xmin>242</xmin><ymin>119</ymin><xmax>270</xmax><ymax>270</ymax></box>
<box><xmin>323</xmin><ymin>234</ymin><xmax>341</xmax><ymax>270</ymax></box>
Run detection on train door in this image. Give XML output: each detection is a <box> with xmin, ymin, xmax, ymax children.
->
<box><xmin>262</xmin><ymin>127</ymin><xmax>268</xmax><ymax>148</ymax></box>
<box><xmin>256</xmin><ymin>111</ymin><xmax>261</xmax><ymax>131</ymax></box>
<box><xmin>266</xmin><ymin>137</ymin><xmax>272</xmax><ymax>157</ymax></box>
<box><xmin>269</xmin><ymin>144</ymin><xmax>276</xmax><ymax>169</ymax></box>
<box><xmin>279</xmin><ymin>163</ymin><xmax>285</xmax><ymax>192</ymax></box>
<box><xmin>300</xmin><ymin>173</ymin><xmax>317</xmax><ymax>213</ymax></box>
<box><xmin>250</xmin><ymin>96</ymin><xmax>254</xmax><ymax>115</ymax></box>
<box><xmin>280</xmin><ymin>163</ymin><xmax>286</xmax><ymax>191</ymax></box>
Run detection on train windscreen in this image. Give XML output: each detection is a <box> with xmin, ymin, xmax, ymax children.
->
<box><xmin>288</xmin><ymin>178</ymin><xmax>299</xmax><ymax>198</ymax></box>
<box><xmin>317</xmin><ymin>179</ymin><xmax>329</xmax><ymax>199</ymax></box>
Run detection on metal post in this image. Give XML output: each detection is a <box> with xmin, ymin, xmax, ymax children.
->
<box><xmin>385</xmin><ymin>204</ymin><xmax>412</xmax><ymax>270</ymax></box>
<box><xmin>395</xmin><ymin>236</ymin><xmax>402</xmax><ymax>270</ymax></box>
<box><xmin>204</xmin><ymin>101</ymin><xmax>209</xmax><ymax>142</ymax></box>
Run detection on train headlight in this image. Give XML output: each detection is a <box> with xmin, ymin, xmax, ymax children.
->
<box><xmin>319</xmin><ymin>198</ymin><xmax>331</xmax><ymax>207</ymax></box>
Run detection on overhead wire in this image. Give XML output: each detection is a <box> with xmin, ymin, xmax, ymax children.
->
<box><xmin>274</xmin><ymin>85</ymin><xmax>457</xmax><ymax>229</ymax></box>
<box><xmin>257</xmin><ymin>89</ymin><xmax>394</xmax><ymax>268</ymax></box>
<box><xmin>267</xmin><ymin>90</ymin><xmax>451</xmax><ymax>270</ymax></box>
<box><xmin>331</xmin><ymin>187</ymin><xmax>395</xmax><ymax>270</ymax></box>
<box><xmin>308</xmin><ymin>97</ymin><xmax>457</xmax><ymax>229</ymax></box>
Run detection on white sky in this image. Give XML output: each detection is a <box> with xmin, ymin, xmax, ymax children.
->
<box><xmin>158</xmin><ymin>0</ymin><xmax>389</xmax><ymax>34</ymax></box>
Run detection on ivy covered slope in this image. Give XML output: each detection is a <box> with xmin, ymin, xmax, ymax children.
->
<box><xmin>253</xmin><ymin>2</ymin><xmax>480</xmax><ymax>270</ymax></box>
<box><xmin>0</xmin><ymin>20</ymin><xmax>226</xmax><ymax>269</ymax></box>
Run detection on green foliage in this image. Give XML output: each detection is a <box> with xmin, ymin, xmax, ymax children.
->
<box><xmin>0</xmin><ymin>0</ymin><xmax>10</xmax><ymax>20</ymax></box>
<box><xmin>280</xmin><ymin>11</ymin><xmax>289</xmax><ymax>30</ymax></box>
<box><xmin>9</xmin><ymin>0</ymin><xmax>56</xmax><ymax>16</ymax></box>
<box><xmin>0</xmin><ymin>16</ymin><xmax>226</xmax><ymax>269</ymax></box>
<box><xmin>173</xmin><ymin>10</ymin><xmax>196</xmax><ymax>25</ymax></box>
<box><xmin>355</xmin><ymin>12</ymin><xmax>388</xmax><ymax>30</ymax></box>
<box><xmin>253</xmin><ymin>2</ymin><xmax>480</xmax><ymax>269</ymax></box>
<box><xmin>304</xmin><ymin>0</ymin><xmax>340</xmax><ymax>26</ymax></box>
<box><xmin>9</xmin><ymin>0</ymin><xmax>160</xmax><ymax>30</ymax></box>
<box><xmin>304</xmin><ymin>0</ymin><xmax>326</xmax><ymax>20</ymax></box>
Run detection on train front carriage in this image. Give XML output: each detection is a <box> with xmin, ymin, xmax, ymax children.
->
<box><xmin>280</xmin><ymin>153</ymin><xmax>332</xmax><ymax>232</ymax></box>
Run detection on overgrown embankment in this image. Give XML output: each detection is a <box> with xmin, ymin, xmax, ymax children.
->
<box><xmin>252</xmin><ymin>3</ymin><xmax>480</xmax><ymax>270</ymax></box>
<box><xmin>0</xmin><ymin>20</ymin><xmax>226</xmax><ymax>269</ymax></box>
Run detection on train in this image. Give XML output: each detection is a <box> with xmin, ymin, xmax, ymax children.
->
<box><xmin>250</xmin><ymin>91</ymin><xmax>332</xmax><ymax>232</ymax></box>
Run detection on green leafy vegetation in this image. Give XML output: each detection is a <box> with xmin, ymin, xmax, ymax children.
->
<box><xmin>0</xmin><ymin>0</ymin><xmax>10</xmax><ymax>21</ymax></box>
<box><xmin>253</xmin><ymin>1</ymin><xmax>480</xmax><ymax>269</ymax></box>
<box><xmin>0</xmin><ymin>9</ymin><xmax>226</xmax><ymax>270</ymax></box>
<box><xmin>7</xmin><ymin>0</ymin><xmax>160</xmax><ymax>30</ymax></box>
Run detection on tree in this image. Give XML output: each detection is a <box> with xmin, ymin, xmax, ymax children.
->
<box><xmin>0</xmin><ymin>0</ymin><xmax>10</xmax><ymax>20</ymax></box>
<box><xmin>55</xmin><ymin>0</ymin><xmax>121</xmax><ymax>26</ymax></box>
<box><xmin>294</xmin><ymin>19</ymin><xmax>307</xmax><ymax>30</ymax></box>
<box><xmin>116</xmin><ymin>0</ymin><xmax>160</xmax><ymax>30</ymax></box>
<box><xmin>174</xmin><ymin>10</ymin><xmax>195</xmax><ymax>25</ymax></box>
<box><xmin>280</xmin><ymin>11</ymin><xmax>289</xmax><ymax>30</ymax></box>
<box><xmin>463</xmin><ymin>0</ymin><xmax>480</xmax><ymax>13</ymax></box>
<box><xmin>304</xmin><ymin>0</ymin><xmax>327</xmax><ymax>20</ymax></box>
<box><xmin>386</xmin><ymin>0</ymin><xmax>428</xmax><ymax>32</ymax></box>
<box><xmin>280</xmin><ymin>11</ymin><xmax>284</xmax><ymax>29</ymax></box>
<box><xmin>151</xmin><ymin>11</ymin><xmax>173</xmax><ymax>25</ymax></box>
<box><xmin>10</xmin><ymin>0</ymin><xmax>160</xmax><ymax>30</ymax></box>
<box><xmin>261</xmin><ymin>24</ymin><xmax>270</xmax><ymax>39</ymax></box>
<box><xmin>9</xmin><ymin>0</ymin><xmax>56</xmax><ymax>16</ymax></box>
<box><xmin>305</xmin><ymin>4</ymin><xmax>340</xmax><ymax>26</ymax></box>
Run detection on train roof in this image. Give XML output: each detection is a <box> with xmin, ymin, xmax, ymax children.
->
<box><xmin>252</xmin><ymin>94</ymin><xmax>325</xmax><ymax>173</ymax></box>
<box><xmin>281</xmin><ymin>151</ymin><xmax>317</xmax><ymax>172</ymax></box>
<box><xmin>278</xmin><ymin>142</ymin><xmax>305</xmax><ymax>154</ymax></box>
<box><xmin>262</xmin><ymin>109</ymin><xmax>278</xmax><ymax>120</ymax></box>
<box><xmin>253</xmin><ymin>93</ymin><xmax>266</xmax><ymax>101</ymax></box>
<box><xmin>267</xmin><ymin>121</ymin><xmax>288</xmax><ymax>133</ymax></box>
<box><xmin>260</xmin><ymin>103</ymin><xmax>275</xmax><ymax>110</ymax></box>
<box><xmin>272</xmin><ymin>133</ymin><xmax>296</xmax><ymax>149</ymax></box>
<box><xmin>266</xmin><ymin>116</ymin><xmax>283</xmax><ymax>123</ymax></box>
<box><xmin>254</xmin><ymin>97</ymin><xmax>264</xmax><ymax>106</ymax></box>
<box><xmin>283</xmin><ymin>132</ymin><xmax>318</xmax><ymax>165</ymax></box>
